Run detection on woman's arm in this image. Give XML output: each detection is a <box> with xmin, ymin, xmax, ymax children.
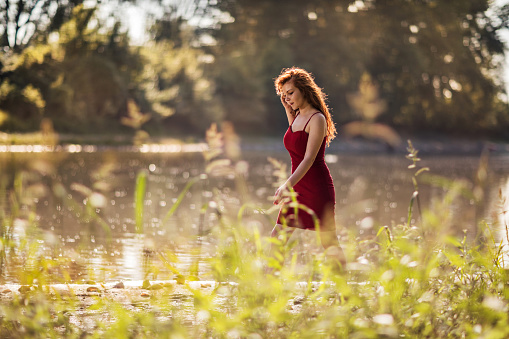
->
<box><xmin>274</xmin><ymin>114</ymin><xmax>326</xmax><ymax>204</ymax></box>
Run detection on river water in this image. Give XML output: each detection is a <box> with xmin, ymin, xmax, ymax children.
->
<box><xmin>2</xmin><ymin>142</ymin><xmax>509</xmax><ymax>282</ymax></box>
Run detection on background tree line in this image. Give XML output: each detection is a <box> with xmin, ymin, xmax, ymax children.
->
<box><xmin>0</xmin><ymin>0</ymin><xmax>508</xmax><ymax>139</ymax></box>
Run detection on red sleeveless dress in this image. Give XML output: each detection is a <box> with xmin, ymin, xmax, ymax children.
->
<box><xmin>276</xmin><ymin>112</ymin><xmax>336</xmax><ymax>231</ymax></box>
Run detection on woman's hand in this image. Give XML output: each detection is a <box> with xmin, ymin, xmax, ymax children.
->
<box><xmin>274</xmin><ymin>182</ymin><xmax>289</xmax><ymax>205</ymax></box>
<box><xmin>281</xmin><ymin>94</ymin><xmax>296</xmax><ymax>125</ymax></box>
<box><xmin>280</xmin><ymin>94</ymin><xmax>294</xmax><ymax>115</ymax></box>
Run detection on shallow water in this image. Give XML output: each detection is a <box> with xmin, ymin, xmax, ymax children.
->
<box><xmin>2</xmin><ymin>145</ymin><xmax>509</xmax><ymax>282</ymax></box>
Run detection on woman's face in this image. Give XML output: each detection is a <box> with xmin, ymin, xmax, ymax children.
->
<box><xmin>282</xmin><ymin>81</ymin><xmax>307</xmax><ymax>111</ymax></box>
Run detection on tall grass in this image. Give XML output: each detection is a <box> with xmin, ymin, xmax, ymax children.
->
<box><xmin>0</xmin><ymin>130</ymin><xmax>508</xmax><ymax>338</ymax></box>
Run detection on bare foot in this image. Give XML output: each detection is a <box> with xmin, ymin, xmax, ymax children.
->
<box><xmin>324</xmin><ymin>246</ymin><xmax>347</xmax><ymax>271</ymax></box>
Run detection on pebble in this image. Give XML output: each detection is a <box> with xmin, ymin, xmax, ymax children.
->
<box><xmin>113</xmin><ymin>282</ymin><xmax>125</xmax><ymax>289</ymax></box>
<box><xmin>148</xmin><ymin>283</ymin><xmax>163</xmax><ymax>290</ymax></box>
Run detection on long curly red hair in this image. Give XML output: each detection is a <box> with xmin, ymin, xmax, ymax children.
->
<box><xmin>274</xmin><ymin>67</ymin><xmax>337</xmax><ymax>146</ymax></box>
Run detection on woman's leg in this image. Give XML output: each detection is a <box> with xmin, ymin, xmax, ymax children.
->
<box><xmin>318</xmin><ymin>206</ymin><xmax>346</xmax><ymax>268</ymax></box>
<box><xmin>320</xmin><ymin>230</ymin><xmax>347</xmax><ymax>268</ymax></box>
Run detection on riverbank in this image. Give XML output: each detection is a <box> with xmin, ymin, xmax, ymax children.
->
<box><xmin>0</xmin><ymin>280</ymin><xmax>226</xmax><ymax>302</ymax></box>
<box><xmin>1</xmin><ymin>131</ymin><xmax>508</xmax><ymax>156</ymax></box>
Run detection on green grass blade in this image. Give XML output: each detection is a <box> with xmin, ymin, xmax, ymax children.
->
<box><xmin>135</xmin><ymin>170</ymin><xmax>147</xmax><ymax>234</ymax></box>
<box><xmin>162</xmin><ymin>176</ymin><xmax>200</xmax><ymax>224</ymax></box>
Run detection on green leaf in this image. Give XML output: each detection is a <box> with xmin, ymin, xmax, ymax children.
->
<box><xmin>445</xmin><ymin>236</ymin><xmax>462</xmax><ymax>248</ymax></box>
<box><xmin>162</xmin><ymin>176</ymin><xmax>200</xmax><ymax>224</ymax></box>
<box><xmin>444</xmin><ymin>251</ymin><xmax>465</xmax><ymax>268</ymax></box>
<box><xmin>135</xmin><ymin>170</ymin><xmax>147</xmax><ymax>233</ymax></box>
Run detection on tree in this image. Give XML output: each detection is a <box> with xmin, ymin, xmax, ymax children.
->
<box><xmin>0</xmin><ymin>4</ymin><xmax>142</xmax><ymax>132</ymax></box>
<box><xmin>0</xmin><ymin>1</ymin><xmax>223</xmax><ymax>135</ymax></box>
<box><xmin>0</xmin><ymin>0</ymin><xmax>85</xmax><ymax>52</ymax></box>
<box><xmin>138</xmin><ymin>38</ymin><xmax>223</xmax><ymax>135</ymax></box>
<box><xmin>207</xmin><ymin>0</ymin><xmax>383</xmax><ymax>133</ymax></box>
<box><xmin>207</xmin><ymin>0</ymin><xmax>509</xmax><ymax>137</ymax></box>
<box><xmin>138</xmin><ymin>5</ymin><xmax>224</xmax><ymax>135</ymax></box>
<box><xmin>364</xmin><ymin>0</ymin><xmax>509</xmax><ymax>135</ymax></box>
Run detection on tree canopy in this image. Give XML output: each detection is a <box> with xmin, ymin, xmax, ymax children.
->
<box><xmin>0</xmin><ymin>0</ymin><xmax>508</xmax><ymax>139</ymax></box>
<box><xmin>208</xmin><ymin>0</ymin><xmax>509</xmax><ymax>136</ymax></box>
<box><xmin>0</xmin><ymin>0</ymin><xmax>85</xmax><ymax>52</ymax></box>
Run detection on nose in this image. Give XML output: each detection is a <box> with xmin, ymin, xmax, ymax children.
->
<box><xmin>285</xmin><ymin>95</ymin><xmax>290</xmax><ymax>102</ymax></box>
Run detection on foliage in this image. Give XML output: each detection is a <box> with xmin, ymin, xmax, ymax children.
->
<box><xmin>365</xmin><ymin>0</ymin><xmax>508</xmax><ymax>135</ymax></box>
<box><xmin>0</xmin><ymin>2</ymin><xmax>221</xmax><ymax>136</ymax></box>
<box><xmin>1</xmin><ymin>0</ymin><xmax>509</xmax><ymax>138</ymax></box>
<box><xmin>0</xmin><ymin>5</ymin><xmax>138</xmax><ymax>132</ymax></box>
<box><xmin>0</xmin><ymin>0</ymin><xmax>85</xmax><ymax>52</ymax></box>
<box><xmin>208</xmin><ymin>0</ymin><xmax>509</xmax><ymax>137</ymax></box>
<box><xmin>138</xmin><ymin>39</ymin><xmax>223</xmax><ymax>134</ymax></box>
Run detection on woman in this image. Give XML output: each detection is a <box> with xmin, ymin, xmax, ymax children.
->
<box><xmin>272</xmin><ymin>67</ymin><xmax>345</xmax><ymax>267</ymax></box>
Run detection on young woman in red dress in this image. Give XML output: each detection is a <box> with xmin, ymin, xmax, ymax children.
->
<box><xmin>272</xmin><ymin>67</ymin><xmax>346</xmax><ymax>267</ymax></box>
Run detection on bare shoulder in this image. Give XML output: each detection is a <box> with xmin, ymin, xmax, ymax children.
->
<box><xmin>306</xmin><ymin>112</ymin><xmax>326</xmax><ymax>135</ymax></box>
<box><xmin>309</xmin><ymin>113</ymin><xmax>326</xmax><ymax>128</ymax></box>
<box><xmin>312</xmin><ymin>113</ymin><xmax>326</xmax><ymax>123</ymax></box>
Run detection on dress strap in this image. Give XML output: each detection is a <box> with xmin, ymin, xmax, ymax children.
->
<box><xmin>303</xmin><ymin>112</ymin><xmax>321</xmax><ymax>130</ymax></box>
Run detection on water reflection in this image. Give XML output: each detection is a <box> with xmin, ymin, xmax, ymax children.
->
<box><xmin>2</xmin><ymin>149</ymin><xmax>509</xmax><ymax>281</ymax></box>
<box><xmin>0</xmin><ymin>143</ymin><xmax>207</xmax><ymax>153</ymax></box>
